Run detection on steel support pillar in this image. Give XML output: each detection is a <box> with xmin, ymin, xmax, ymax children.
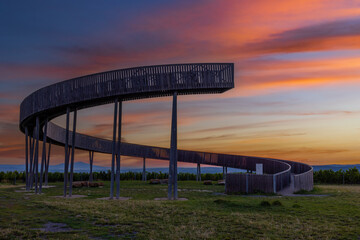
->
<box><xmin>69</xmin><ymin>109</ymin><xmax>77</xmax><ymax>197</ymax></box>
<box><xmin>39</xmin><ymin>118</ymin><xmax>48</xmax><ymax>193</ymax></box>
<box><xmin>110</xmin><ymin>99</ymin><xmax>118</xmax><ymax>199</ymax></box>
<box><xmin>196</xmin><ymin>164</ymin><xmax>198</xmax><ymax>181</ymax></box>
<box><xmin>28</xmin><ymin>135</ymin><xmax>32</xmax><ymax>189</ymax></box>
<box><xmin>199</xmin><ymin>164</ymin><xmax>201</xmax><ymax>181</ymax></box>
<box><xmin>25</xmin><ymin>127</ymin><xmax>29</xmax><ymax>190</ymax></box>
<box><xmin>197</xmin><ymin>163</ymin><xmax>201</xmax><ymax>181</ymax></box>
<box><xmin>142</xmin><ymin>157</ymin><xmax>146</xmax><ymax>181</ymax></box>
<box><xmin>223</xmin><ymin>166</ymin><xmax>227</xmax><ymax>180</ymax></box>
<box><xmin>168</xmin><ymin>155</ymin><xmax>173</xmax><ymax>199</ymax></box>
<box><xmin>116</xmin><ymin>100</ymin><xmax>122</xmax><ymax>199</ymax></box>
<box><xmin>63</xmin><ymin>107</ymin><xmax>70</xmax><ymax>197</ymax></box>
<box><xmin>29</xmin><ymin>134</ymin><xmax>35</xmax><ymax>189</ymax></box>
<box><xmin>34</xmin><ymin>117</ymin><xmax>40</xmax><ymax>194</ymax></box>
<box><xmin>45</xmin><ymin>142</ymin><xmax>51</xmax><ymax>186</ymax></box>
<box><xmin>67</xmin><ymin>146</ymin><xmax>71</xmax><ymax>164</ymax></box>
<box><xmin>168</xmin><ymin>92</ymin><xmax>178</xmax><ymax>200</ymax></box>
<box><xmin>89</xmin><ymin>151</ymin><xmax>94</xmax><ymax>182</ymax></box>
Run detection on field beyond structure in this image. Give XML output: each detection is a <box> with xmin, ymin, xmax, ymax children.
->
<box><xmin>0</xmin><ymin>181</ymin><xmax>359</xmax><ymax>239</ymax></box>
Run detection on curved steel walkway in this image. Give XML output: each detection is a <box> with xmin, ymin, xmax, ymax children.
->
<box><xmin>19</xmin><ymin>63</ymin><xmax>313</xmax><ymax>199</ymax></box>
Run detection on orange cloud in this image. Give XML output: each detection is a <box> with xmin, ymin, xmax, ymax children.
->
<box><xmin>245</xmin><ymin>76</ymin><xmax>360</xmax><ymax>92</ymax></box>
<box><xmin>0</xmin><ymin>104</ymin><xmax>19</xmax><ymax>124</ymax></box>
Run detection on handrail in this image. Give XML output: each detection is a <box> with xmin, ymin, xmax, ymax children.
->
<box><xmin>19</xmin><ymin>63</ymin><xmax>313</xmax><ymax>193</ymax></box>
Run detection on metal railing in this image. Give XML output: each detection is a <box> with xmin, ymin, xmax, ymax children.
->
<box><xmin>19</xmin><ymin>62</ymin><xmax>313</xmax><ymax>194</ymax></box>
<box><xmin>20</xmin><ymin>63</ymin><xmax>234</xmax><ymax>129</ymax></box>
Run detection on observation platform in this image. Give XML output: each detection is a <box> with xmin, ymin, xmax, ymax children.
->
<box><xmin>19</xmin><ymin>63</ymin><xmax>313</xmax><ymax>198</ymax></box>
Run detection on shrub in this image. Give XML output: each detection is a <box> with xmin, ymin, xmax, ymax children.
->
<box><xmin>260</xmin><ymin>200</ymin><xmax>271</xmax><ymax>207</ymax></box>
<box><xmin>214</xmin><ymin>199</ymin><xmax>229</xmax><ymax>204</ymax></box>
<box><xmin>272</xmin><ymin>200</ymin><xmax>282</xmax><ymax>206</ymax></box>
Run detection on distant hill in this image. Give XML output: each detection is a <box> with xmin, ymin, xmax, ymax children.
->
<box><xmin>0</xmin><ymin>162</ymin><xmax>359</xmax><ymax>173</ymax></box>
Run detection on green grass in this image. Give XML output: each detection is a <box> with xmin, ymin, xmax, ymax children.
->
<box><xmin>0</xmin><ymin>181</ymin><xmax>359</xmax><ymax>239</ymax></box>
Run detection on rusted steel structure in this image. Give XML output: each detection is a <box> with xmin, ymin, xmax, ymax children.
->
<box><xmin>19</xmin><ymin>63</ymin><xmax>313</xmax><ymax>197</ymax></box>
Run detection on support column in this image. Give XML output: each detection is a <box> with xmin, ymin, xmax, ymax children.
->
<box><xmin>142</xmin><ymin>157</ymin><xmax>146</xmax><ymax>181</ymax></box>
<box><xmin>199</xmin><ymin>164</ymin><xmax>201</xmax><ymax>181</ymax></box>
<box><xmin>39</xmin><ymin>118</ymin><xmax>48</xmax><ymax>193</ymax></box>
<box><xmin>196</xmin><ymin>164</ymin><xmax>199</xmax><ymax>181</ymax></box>
<box><xmin>168</xmin><ymin>92</ymin><xmax>178</xmax><ymax>200</ymax></box>
<box><xmin>34</xmin><ymin>117</ymin><xmax>40</xmax><ymax>194</ymax></box>
<box><xmin>67</xmin><ymin>146</ymin><xmax>71</xmax><ymax>162</ymax></box>
<box><xmin>223</xmin><ymin>166</ymin><xmax>227</xmax><ymax>180</ymax></box>
<box><xmin>69</xmin><ymin>109</ymin><xmax>77</xmax><ymax>197</ymax></box>
<box><xmin>29</xmin><ymin>134</ymin><xmax>35</xmax><ymax>189</ymax></box>
<box><xmin>196</xmin><ymin>164</ymin><xmax>198</xmax><ymax>181</ymax></box>
<box><xmin>197</xmin><ymin>163</ymin><xmax>201</xmax><ymax>181</ymax></box>
<box><xmin>89</xmin><ymin>151</ymin><xmax>94</xmax><ymax>182</ymax></box>
<box><xmin>45</xmin><ymin>142</ymin><xmax>51</xmax><ymax>186</ymax></box>
<box><xmin>110</xmin><ymin>99</ymin><xmax>118</xmax><ymax>199</ymax></box>
<box><xmin>116</xmin><ymin>100</ymin><xmax>122</xmax><ymax>199</ymax></box>
<box><xmin>167</xmin><ymin>152</ymin><xmax>173</xmax><ymax>199</ymax></box>
<box><xmin>64</xmin><ymin>107</ymin><xmax>70</xmax><ymax>197</ymax></box>
<box><xmin>25</xmin><ymin>127</ymin><xmax>29</xmax><ymax>190</ymax></box>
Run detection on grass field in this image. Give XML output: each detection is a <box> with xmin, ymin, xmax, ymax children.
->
<box><xmin>0</xmin><ymin>181</ymin><xmax>359</xmax><ymax>239</ymax></box>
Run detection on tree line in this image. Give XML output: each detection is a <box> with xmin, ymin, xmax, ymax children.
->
<box><xmin>1</xmin><ymin>168</ymin><xmax>359</xmax><ymax>184</ymax></box>
<box><xmin>0</xmin><ymin>171</ymin><xmax>224</xmax><ymax>184</ymax></box>
<box><xmin>313</xmin><ymin>167</ymin><xmax>360</xmax><ymax>184</ymax></box>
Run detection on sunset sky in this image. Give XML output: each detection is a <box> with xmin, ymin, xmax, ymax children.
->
<box><xmin>1</xmin><ymin>0</ymin><xmax>360</xmax><ymax>168</ymax></box>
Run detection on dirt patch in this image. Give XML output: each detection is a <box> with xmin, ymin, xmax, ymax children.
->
<box><xmin>283</xmin><ymin>194</ymin><xmax>329</xmax><ymax>197</ymax></box>
<box><xmin>113</xmin><ymin>232</ymin><xmax>137</xmax><ymax>239</ymax></box>
<box><xmin>15</xmin><ymin>190</ymin><xmax>32</xmax><ymax>193</ymax></box>
<box><xmin>161</xmin><ymin>188</ymin><xmax>213</xmax><ymax>192</ymax></box>
<box><xmin>212</xmin><ymin>192</ymin><xmax>226</xmax><ymax>196</ymax></box>
<box><xmin>242</xmin><ymin>195</ymin><xmax>281</xmax><ymax>198</ymax></box>
<box><xmin>178</xmin><ymin>189</ymin><xmax>213</xmax><ymax>192</ymax></box>
<box><xmin>154</xmin><ymin>197</ymin><xmax>188</xmax><ymax>201</ymax></box>
<box><xmin>33</xmin><ymin>222</ymin><xmax>73</xmax><ymax>233</ymax></box>
<box><xmin>41</xmin><ymin>185</ymin><xmax>56</xmax><ymax>189</ymax></box>
<box><xmin>0</xmin><ymin>185</ymin><xmax>24</xmax><ymax>189</ymax></box>
<box><xmin>97</xmin><ymin>197</ymin><xmax>131</xmax><ymax>200</ymax></box>
<box><xmin>53</xmin><ymin>195</ymin><xmax>87</xmax><ymax>198</ymax></box>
